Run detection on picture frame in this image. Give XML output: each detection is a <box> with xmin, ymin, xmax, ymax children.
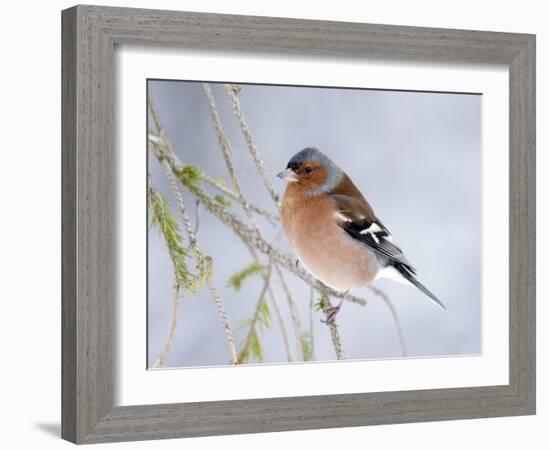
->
<box><xmin>61</xmin><ymin>4</ymin><xmax>536</xmax><ymax>444</ymax></box>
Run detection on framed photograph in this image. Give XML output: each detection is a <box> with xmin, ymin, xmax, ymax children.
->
<box><xmin>62</xmin><ymin>5</ymin><xmax>536</xmax><ymax>444</ymax></box>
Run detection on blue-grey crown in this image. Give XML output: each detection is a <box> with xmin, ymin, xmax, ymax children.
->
<box><xmin>288</xmin><ymin>147</ymin><xmax>323</xmax><ymax>167</ymax></box>
<box><xmin>287</xmin><ymin>147</ymin><xmax>343</xmax><ymax>196</ymax></box>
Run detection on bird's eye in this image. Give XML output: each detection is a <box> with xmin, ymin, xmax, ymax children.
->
<box><xmin>304</xmin><ymin>166</ymin><xmax>313</xmax><ymax>174</ymax></box>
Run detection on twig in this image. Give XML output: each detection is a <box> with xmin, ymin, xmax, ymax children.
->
<box><xmin>224</xmin><ymin>84</ymin><xmax>280</xmax><ymax>206</ymax></box>
<box><xmin>149</xmin><ymin>135</ymin><xmax>279</xmax><ymax>225</ymax></box>
<box><xmin>267</xmin><ymin>287</ymin><xmax>294</xmax><ymax>362</ymax></box>
<box><xmin>151</xmin><ymin>282</ymin><xmax>181</xmax><ymax>368</ymax></box>
<box><xmin>223</xmin><ymin>200</ymin><xmax>294</xmax><ymax>363</ymax></box>
<box><xmin>203</xmin><ymin>174</ymin><xmax>279</xmax><ymax>224</ymax></box>
<box><xmin>318</xmin><ymin>286</ymin><xmax>344</xmax><ymax>360</ymax></box>
<box><xmin>184</xmin><ymin>200</ymin><xmax>202</xmax><ymax>252</ymax></box>
<box><xmin>328</xmin><ymin>319</ymin><xmax>344</xmax><ymax>360</ymax></box>
<box><xmin>192</xmin><ymin>199</ymin><xmax>201</xmax><ymax>239</ymax></box>
<box><xmin>238</xmin><ymin>233</ymin><xmax>293</xmax><ymax>362</ymax></box>
<box><xmin>237</xmin><ymin>262</ymin><xmax>273</xmax><ymax>363</ymax></box>
<box><xmin>202</xmin><ymin>84</ymin><xmax>240</xmax><ymax>193</ymax></box>
<box><xmin>274</xmin><ymin>264</ymin><xmax>305</xmax><ymax>360</ymax></box>
<box><xmin>309</xmin><ymin>287</ymin><xmax>315</xmax><ymax>360</ymax></box>
<box><xmin>207</xmin><ymin>277</ymin><xmax>239</xmax><ymax>365</ymax></box>
<box><xmin>203</xmin><ymin>83</ymin><xmax>267</xmax><ymax>238</ymax></box>
<box><xmin>369</xmin><ymin>285</ymin><xmax>408</xmax><ymax>357</ymax></box>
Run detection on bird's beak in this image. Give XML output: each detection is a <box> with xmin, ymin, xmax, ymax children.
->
<box><xmin>276</xmin><ymin>168</ymin><xmax>298</xmax><ymax>182</ymax></box>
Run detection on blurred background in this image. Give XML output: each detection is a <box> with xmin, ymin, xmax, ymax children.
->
<box><xmin>147</xmin><ymin>80</ymin><xmax>481</xmax><ymax>368</ymax></box>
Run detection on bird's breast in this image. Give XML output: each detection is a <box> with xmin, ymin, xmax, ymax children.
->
<box><xmin>281</xmin><ymin>190</ymin><xmax>379</xmax><ymax>292</ymax></box>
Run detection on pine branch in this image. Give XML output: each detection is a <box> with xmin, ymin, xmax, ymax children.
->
<box><xmin>148</xmin><ymin>178</ymin><xmax>195</xmax><ymax>290</ymax></box>
<box><xmin>163</xmin><ymin>159</ymin><xmax>239</xmax><ymax>364</ymax></box>
<box><xmin>230</xmin><ymin>232</ymin><xmax>294</xmax><ymax>362</ymax></box>
<box><xmin>228</xmin><ymin>262</ymin><xmax>265</xmax><ymax>291</ymax></box>
<box><xmin>148</xmin><ymin>178</ymin><xmax>195</xmax><ymax>368</ymax></box>
<box><xmin>237</xmin><ymin>262</ymin><xmax>273</xmax><ymax>363</ymax></box>
<box><xmin>149</xmin><ymin>98</ymin><xmax>238</xmax><ymax>364</ymax></box>
<box><xmin>150</xmin><ymin>134</ymin><xmax>278</xmax><ymax>225</ymax></box>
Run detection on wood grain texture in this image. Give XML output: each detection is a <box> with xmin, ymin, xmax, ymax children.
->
<box><xmin>61</xmin><ymin>4</ymin><xmax>536</xmax><ymax>444</ymax></box>
<box><xmin>61</xmin><ymin>7</ymin><xmax>77</xmax><ymax>443</ymax></box>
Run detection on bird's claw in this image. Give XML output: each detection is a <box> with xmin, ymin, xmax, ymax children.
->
<box><xmin>321</xmin><ymin>305</ymin><xmax>341</xmax><ymax>325</ymax></box>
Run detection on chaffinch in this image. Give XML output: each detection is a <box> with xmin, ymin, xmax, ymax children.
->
<box><xmin>277</xmin><ymin>147</ymin><xmax>444</xmax><ymax>321</ymax></box>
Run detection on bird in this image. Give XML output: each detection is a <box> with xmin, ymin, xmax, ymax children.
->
<box><xmin>277</xmin><ymin>147</ymin><xmax>444</xmax><ymax>323</ymax></box>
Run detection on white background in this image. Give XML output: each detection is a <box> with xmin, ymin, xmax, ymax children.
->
<box><xmin>0</xmin><ymin>0</ymin><xmax>546</xmax><ymax>449</ymax></box>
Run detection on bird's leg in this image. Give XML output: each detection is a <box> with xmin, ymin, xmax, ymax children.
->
<box><xmin>321</xmin><ymin>291</ymin><xmax>348</xmax><ymax>325</ymax></box>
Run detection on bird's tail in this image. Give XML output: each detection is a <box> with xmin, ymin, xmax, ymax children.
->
<box><xmin>394</xmin><ymin>264</ymin><xmax>446</xmax><ymax>309</ymax></box>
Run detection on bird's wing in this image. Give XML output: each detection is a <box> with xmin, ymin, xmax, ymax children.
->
<box><xmin>331</xmin><ymin>193</ymin><xmax>445</xmax><ymax>309</ymax></box>
<box><xmin>330</xmin><ymin>194</ymin><xmax>445</xmax><ymax>309</ymax></box>
<box><xmin>330</xmin><ymin>194</ymin><xmax>416</xmax><ymax>274</ymax></box>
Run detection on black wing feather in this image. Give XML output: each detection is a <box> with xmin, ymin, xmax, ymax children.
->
<box><xmin>342</xmin><ymin>218</ymin><xmax>416</xmax><ymax>274</ymax></box>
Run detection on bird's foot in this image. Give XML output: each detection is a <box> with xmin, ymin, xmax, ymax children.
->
<box><xmin>321</xmin><ymin>305</ymin><xmax>341</xmax><ymax>325</ymax></box>
<box><xmin>320</xmin><ymin>294</ymin><xmax>347</xmax><ymax>325</ymax></box>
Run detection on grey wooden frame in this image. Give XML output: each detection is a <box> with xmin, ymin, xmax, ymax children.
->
<box><xmin>62</xmin><ymin>4</ymin><xmax>536</xmax><ymax>444</ymax></box>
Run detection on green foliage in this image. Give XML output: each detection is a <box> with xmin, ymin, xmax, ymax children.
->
<box><xmin>177</xmin><ymin>164</ymin><xmax>203</xmax><ymax>188</ymax></box>
<box><xmin>237</xmin><ymin>299</ymin><xmax>271</xmax><ymax>364</ymax></box>
<box><xmin>237</xmin><ymin>329</ymin><xmax>261</xmax><ymax>364</ymax></box>
<box><xmin>300</xmin><ymin>331</ymin><xmax>314</xmax><ymax>362</ymax></box>
<box><xmin>214</xmin><ymin>194</ymin><xmax>232</xmax><ymax>208</ymax></box>
<box><xmin>236</xmin><ymin>300</ymin><xmax>270</xmax><ymax>332</ymax></box>
<box><xmin>257</xmin><ymin>301</ymin><xmax>271</xmax><ymax>331</ymax></box>
<box><xmin>148</xmin><ymin>182</ymin><xmax>217</xmax><ymax>297</ymax></box>
<box><xmin>149</xmin><ymin>189</ymin><xmax>195</xmax><ymax>289</ymax></box>
<box><xmin>314</xmin><ymin>297</ymin><xmax>330</xmax><ymax>312</ymax></box>
<box><xmin>195</xmin><ymin>255</ymin><xmax>213</xmax><ymax>290</ymax></box>
<box><xmin>228</xmin><ymin>262</ymin><xmax>264</xmax><ymax>291</ymax></box>
<box><xmin>249</xmin><ymin>329</ymin><xmax>263</xmax><ymax>362</ymax></box>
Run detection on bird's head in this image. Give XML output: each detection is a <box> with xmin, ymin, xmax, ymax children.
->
<box><xmin>277</xmin><ymin>147</ymin><xmax>343</xmax><ymax>196</ymax></box>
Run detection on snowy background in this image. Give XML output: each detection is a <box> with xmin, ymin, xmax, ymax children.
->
<box><xmin>147</xmin><ymin>80</ymin><xmax>482</xmax><ymax>368</ymax></box>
